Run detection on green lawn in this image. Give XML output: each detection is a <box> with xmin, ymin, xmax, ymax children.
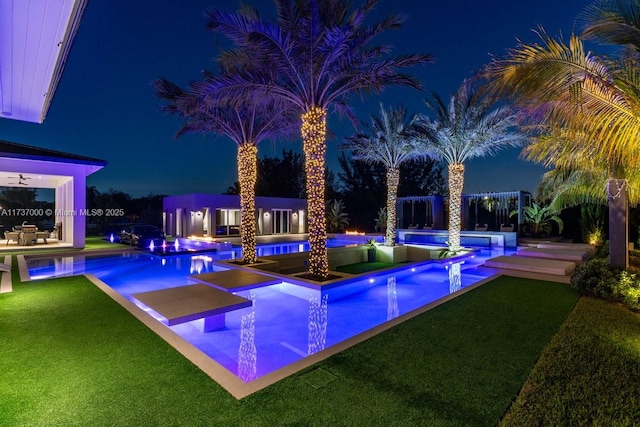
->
<box><xmin>0</xmin><ymin>236</ymin><xmax>129</xmax><ymax>257</ymax></box>
<box><xmin>336</xmin><ymin>261</ymin><xmax>401</xmax><ymax>274</ymax></box>
<box><xmin>501</xmin><ymin>296</ymin><xmax>640</xmax><ymax>425</ymax></box>
<box><xmin>84</xmin><ymin>235</ymin><xmax>131</xmax><ymax>250</ymax></box>
<box><xmin>0</xmin><ymin>273</ymin><xmax>579</xmax><ymax>426</ymax></box>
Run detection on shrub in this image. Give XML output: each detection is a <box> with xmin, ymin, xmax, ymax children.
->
<box><xmin>594</xmin><ymin>240</ymin><xmax>609</xmax><ymax>259</ymax></box>
<box><xmin>571</xmin><ymin>256</ymin><xmax>640</xmax><ymax>311</ymax></box>
<box><xmin>616</xmin><ymin>271</ymin><xmax>640</xmax><ymax>310</ymax></box>
<box><xmin>570</xmin><ymin>258</ymin><xmax>620</xmax><ymax>299</ymax></box>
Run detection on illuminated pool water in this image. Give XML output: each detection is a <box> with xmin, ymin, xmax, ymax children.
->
<box><xmin>27</xmin><ymin>243</ymin><xmax>510</xmax><ymax>382</ymax></box>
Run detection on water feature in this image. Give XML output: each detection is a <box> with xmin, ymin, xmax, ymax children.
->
<box><xmin>26</xmin><ymin>242</ymin><xmax>509</xmax><ymax>382</ymax></box>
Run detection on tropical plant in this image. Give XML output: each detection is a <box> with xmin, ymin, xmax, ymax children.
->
<box><xmin>483</xmin><ymin>24</ymin><xmax>640</xmax><ymax>268</ymax></box>
<box><xmin>202</xmin><ymin>0</ymin><xmax>433</xmax><ymax>279</ymax></box>
<box><xmin>366</xmin><ymin>238</ymin><xmax>378</xmax><ymax>250</ymax></box>
<box><xmin>152</xmin><ymin>78</ymin><xmax>296</xmax><ymax>264</ymax></box>
<box><xmin>579</xmin><ymin>203</ymin><xmax>606</xmax><ymax>246</ymax></box>
<box><xmin>510</xmin><ymin>202</ymin><xmax>564</xmax><ymax>237</ymax></box>
<box><xmin>326</xmin><ymin>199</ymin><xmax>349</xmax><ymax>233</ymax></box>
<box><xmin>409</xmin><ymin>78</ymin><xmax>529</xmax><ymax>251</ymax></box>
<box><xmin>374</xmin><ymin>207</ymin><xmax>387</xmax><ymax>233</ymax></box>
<box><xmin>438</xmin><ymin>241</ymin><xmax>462</xmax><ymax>259</ymax></box>
<box><xmin>342</xmin><ymin>104</ymin><xmax>421</xmax><ymax>245</ymax></box>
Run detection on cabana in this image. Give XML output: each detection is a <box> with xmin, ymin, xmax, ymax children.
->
<box><xmin>0</xmin><ymin>140</ymin><xmax>106</xmax><ymax>248</ymax></box>
<box><xmin>397</xmin><ymin>191</ymin><xmax>531</xmax><ymax>232</ymax></box>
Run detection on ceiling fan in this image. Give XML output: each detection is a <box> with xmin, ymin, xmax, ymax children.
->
<box><xmin>7</xmin><ymin>174</ymin><xmax>31</xmax><ymax>185</ymax></box>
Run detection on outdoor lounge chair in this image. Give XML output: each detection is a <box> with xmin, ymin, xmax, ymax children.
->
<box><xmin>475</xmin><ymin>224</ymin><xmax>488</xmax><ymax>231</ymax></box>
<box><xmin>4</xmin><ymin>231</ymin><xmax>20</xmax><ymax>245</ymax></box>
<box><xmin>499</xmin><ymin>224</ymin><xmax>515</xmax><ymax>232</ymax></box>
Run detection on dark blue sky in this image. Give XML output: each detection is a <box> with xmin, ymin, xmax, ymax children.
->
<box><xmin>0</xmin><ymin>0</ymin><xmax>590</xmax><ymax>198</ymax></box>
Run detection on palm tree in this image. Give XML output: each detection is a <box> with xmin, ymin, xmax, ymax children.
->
<box><xmin>342</xmin><ymin>104</ymin><xmax>420</xmax><ymax>246</ymax></box>
<box><xmin>483</xmin><ymin>25</ymin><xmax>640</xmax><ymax>268</ymax></box>
<box><xmin>202</xmin><ymin>0</ymin><xmax>433</xmax><ymax>279</ymax></box>
<box><xmin>152</xmin><ymin>78</ymin><xmax>296</xmax><ymax>264</ymax></box>
<box><xmin>409</xmin><ymin>79</ymin><xmax>528</xmax><ymax>251</ymax></box>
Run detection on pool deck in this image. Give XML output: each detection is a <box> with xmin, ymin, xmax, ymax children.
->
<box><xmin>131</xmin><ymin>284</ymin><xmax>252</xmax><ymax>326</ymax></box>
<box><xmin>189</xmin><ymin>269</ymin><xmax>281</xmax><ymax>292</ymax></box>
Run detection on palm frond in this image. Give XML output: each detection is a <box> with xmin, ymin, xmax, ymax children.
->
<box><xmin>409</xmin><ymin>78</ymin><xmax>529</xmax><ymax>165</ymax></box>
<box><xmin>341</xmin><ymin>103</ymin><xmax>420</xmax><ymax>168</ymax></box>
<box><xmin>485</xmin><ymin>30</ymin><xmax>640</xmax><ymax>167</ymax></box>
<box><xmin>579</xmin><ymin>0</ymin><xmax>640</xmax><ymax>51</ymax></box>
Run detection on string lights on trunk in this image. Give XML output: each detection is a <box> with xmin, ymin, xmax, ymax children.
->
<box><xmin>301</xmin><ymin>107</ymin><xmax>329</xmax><ymax>278</ymax></box>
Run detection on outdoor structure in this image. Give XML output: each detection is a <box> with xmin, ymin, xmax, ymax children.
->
<box><xmin>397</xmin><ymin>191</ymin><xmax>532</xmax><ymax>232</ymax></box>
<box><xmin>0</xmin><ymin>0</ymin><xmax>93</xmax><ymax>249</ymax></box>
<box><xmin>163</xmin><ymin>194</ymin><xmax>307</xmax><ymax>238</ymax></box>
<box><xmin>0</xmin><ymin>140</ymin><xmax>106</xmax><ymax>248</ymax></box>
<box><xmin>396</xmin><ymin>195</ymin><xmax>446</xmax><ymax>230</ymax></box>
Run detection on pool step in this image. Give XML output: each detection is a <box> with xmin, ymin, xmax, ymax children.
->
<box><xmin>483</xmin><ymin>255</ymin><xmax>575</xmax><ymax>277</ymax></box>
<box><xmin>516</xmin><ymin>247</ymin><xmax>590</xmax><ymax>263</ymax></box>
<box><xmin>189</xmin><ymin>269</ymin><xmax>281</xmax><ymax>292</ymax></box>
<box><xmin>131</xmin><ymin>284</ymin><xmax>252</xmax><ymax>327</ymax></box>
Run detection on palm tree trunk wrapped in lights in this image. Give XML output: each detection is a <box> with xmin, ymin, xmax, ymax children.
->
<box><xmin>385</xmin><ymin>168</ymin><xmax>400</xmax><ymax>246</ymax></box>
<box><xmin>152</xmin><ymin>78</ymin><xmax>297</xmax><ymax>267</ymax></box>
<box><xmin>204</xmin><ymin>1</ymin><xmax>433</xmax><ymax>278</ymax></box>
<box><xmin>342</xmin><ymin>104</ymin><xmax>421</xmax><ymax>248</ymax></box>
<box><xmin>409</xmin><ymin>78</ymin><xmax>528</xmax><ymax>254</ymax></box>
<box><xmin>448</xmin><ymin>163</ymin><xmax>465</xmax><ymax>251</ymax></box>
<box><xmin>302</xmin><ymin>107</ymin><xmax>328</xmax><ymax>278</ymax></box>
<box><xmin>238</xmin><ymin>143</ymin><xmax>258</xmax><ymax>264</ymax></box>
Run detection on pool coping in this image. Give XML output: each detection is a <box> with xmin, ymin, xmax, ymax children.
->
<box><xmin>19</xmin><ymin>250</ymin><xmax>501</xmax><ymax>399</ymax></box>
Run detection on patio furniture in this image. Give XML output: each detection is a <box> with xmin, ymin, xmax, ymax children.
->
<box><xmin>475</xmin><ymin>224</ymin><xmax>488</xmax><ymax>231</ymax></box>
<box><xmin>35</xmin><ymin>231</ymin><xmax>49</xmax><ymax>244</ymax></box>
<box><xmin>500</xmin><ymin>224</ymin><xmax>515</xmax><ymax>232</ymax></box>
<box><xmin>4</xmin><ymin>231</ymin><xmax>20</xmax><ymax>245</ymax></box>
<box><xmin>20</xmin><ymin>232</ymin><xmax>36</xmax><ymax>246</ymax></box>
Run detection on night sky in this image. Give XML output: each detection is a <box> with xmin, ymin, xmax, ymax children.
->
<box><xmin>0</xmin><ymin>0</ymin><xmax>590</xmax><ymax>198</ymax></box>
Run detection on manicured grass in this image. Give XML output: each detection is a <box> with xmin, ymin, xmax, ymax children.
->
<box><xmin>0</xmin><ymin>236</ymin><xmax>129</xmax><ymax>257</ymax></box>
<box><xmin>500</xmin><ymin>297</ymin><xmax>640</xmax><ymax>425</ymax></box>
<box><xmin>0</xmin><ymin>275</ymin><xmax>578</xmax><ymax>426</ymax></box>
<box><xmin>336</xmin><ymin>261</ymin><xmax>400</xmax><ymax>274</ymax></box>
<box><xmin>84</xmin><ymin>236</ymin><xmax>131</xmax><ymax>250</ymax></box>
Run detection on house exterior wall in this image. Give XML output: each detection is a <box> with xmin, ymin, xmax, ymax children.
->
<box><xmin>163</xmin><ymin>194</ymin><xmax>307</xmax><ymax>237</ymax></box>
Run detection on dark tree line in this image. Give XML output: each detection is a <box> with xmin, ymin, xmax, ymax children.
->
<box><xmin>337</xmin><ymin>154</ymin><xmax>445</xmax><ymax>230</ymax></box>
<box><xmin>86</xmin><ymin>187</ymin><xmax>165</xmax><ymax>234</ymax></box>
<box><xmin>226</xmin><ymin>149</ymin><xmax>445</xmax><ymax>231</ymax></box>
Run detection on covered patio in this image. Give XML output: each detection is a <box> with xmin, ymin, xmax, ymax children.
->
<box><xmin>0</xmin><ymin>140</ymin><xmax>106</xmax><ymax>249</ymax></box>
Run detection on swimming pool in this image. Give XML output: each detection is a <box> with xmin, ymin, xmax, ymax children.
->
<box><xmin>26</xmin><ymin>243</ymin><xmax>508</xmax><ymax>384</ymax></box>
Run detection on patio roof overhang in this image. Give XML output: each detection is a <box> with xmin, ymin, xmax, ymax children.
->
<box><xmin>0</xmin><ymin>139</ymin><xmax>105</xmax><ymax>187</ymax></box>
<box><xmin>0</xmin><ymin>0</ymin><xmax>88</xmax><ymax>124</ymax></box>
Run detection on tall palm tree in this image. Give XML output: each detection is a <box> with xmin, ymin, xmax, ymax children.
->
<box><xmin>153</xmin><ymin>77</ymin><xmax>297</xmax><ymax>264</ymax></box>
<box><xmin>202</xmin><ymin>0</ymin><xmax>433</xmax><ymax>279</ymax></box>
<box><xmin>410</xmin><ymin>79</ymin><xmax>528</xmax><ymax>251</ymax></box>
<box><xmin>483</xmin><ymin>25</ymin><xmax>640</xmax><ymax>268</ymax></box>
<box><xmin>342</xmin><ymin>104</ymin><xmax>420</xmax><ymax>246</ymax></box>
